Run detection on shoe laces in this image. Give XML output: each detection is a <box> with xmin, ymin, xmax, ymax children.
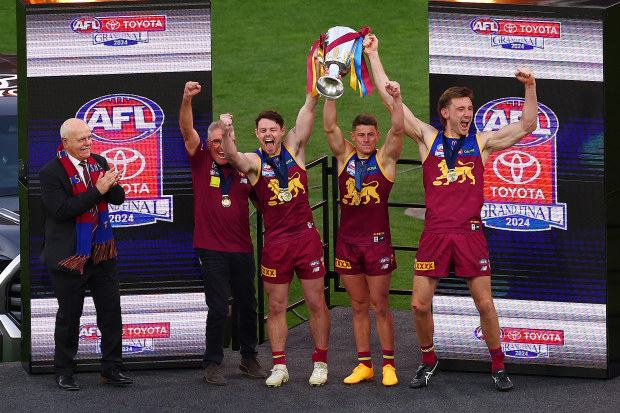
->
<box><xmin>272</xmin><ymin>364</ymin><xmax>287</xmax><ymax>373</ymax></box>
<box><xmin>314</xmin><ymin>361</ymin><xmax>327</xmax><ymax>369</ymax></box>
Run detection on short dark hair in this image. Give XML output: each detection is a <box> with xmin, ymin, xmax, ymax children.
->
<box><xmin>351</xmin><ymin>113</ymin><xmax>378</xmax><ymax>131</ymax></box>
<box><xmin>437</xmin><ymin>87</ymin><xmax>474</xmax><ymax>126</ymax></box>
<box><xmin>255</xmin><ymin>110</ymin><xmax>284</xmax><ymax>128</ymax></box>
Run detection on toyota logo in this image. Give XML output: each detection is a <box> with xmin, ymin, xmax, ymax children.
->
<box><xmin>101</xmin><ymin>148</ymin><xmax>146</xmax><ymax>180</ymax></box>
<box><xmin>106</xmin><ymin>20</ymin><xmax>121</xmax><ymax>30</ymax></box>
<box><xmin>503</xmin><ymin>23</ymin><xmax>518</xmax><ymax>33</ymax></box>
<box><xmin>493</xmin><ymin>151</ymin><xmax>541</xmax><ymax>184</ymax></box>
<box><xmin>506</xmin><ymin>330</ymin><xmax>521</xmax><ymax>340</ymax></box>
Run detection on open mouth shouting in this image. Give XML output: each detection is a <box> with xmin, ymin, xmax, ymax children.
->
<box><xmin>264</xmin><ymin>137</ymin><xmax>276</xmax><ymax>153</ymax></box>
<box><xmin>460</xmin><ymin>119</ymin><xmax>471</xmax><ymax>133</ymax></box>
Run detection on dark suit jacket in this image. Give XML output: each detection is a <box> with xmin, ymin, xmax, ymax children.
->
<box><xmin>39</xmin><ymin>153</ymin><xmax>125</xmax><ymax>273</ymax></box>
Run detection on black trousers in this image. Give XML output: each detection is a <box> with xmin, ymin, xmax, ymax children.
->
<box><xmin>196</xmin><ymin>249</ymin><xmax>258</xmax><ymax>367</ymax></box>
<box><xmin>49</xmin><ymin>259</ymin><xmax>122</xmax><ymax>376</ymax></box>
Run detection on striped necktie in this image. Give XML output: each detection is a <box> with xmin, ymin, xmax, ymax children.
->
<box><xmin>79</xmin><ymin>161</ymin><xmax>99</xmax><ymax>233</ymax></box>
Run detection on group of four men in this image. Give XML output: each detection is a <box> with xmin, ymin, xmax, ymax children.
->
<box><xmin>41</xmin><ymin>35</ymin><xmax>537</xmax><ymax>391</ymax></box>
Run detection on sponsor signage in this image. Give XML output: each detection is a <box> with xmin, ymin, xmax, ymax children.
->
<box><xmin>475</xmin><ymin>326</ymin><xmax>564</xmax><ymax>359</ymax></box>
<box><xmin>80</xmin><ymin>322</ymin><xmax>171</xmax><ymax>355</ymax></box>
<box><xmin>501</xmin><ymin>327</ymin><xmax>564</xmax><ymax>345</ymax></box>
<box><xmin>429</xmin><ymin>1</ymin><xmax>608</xmax><ymax>374</ymax></box>
<box><xmin>71</xmin><ymin>15</ymin><xmax>166</xmax><ymax>46</ymax></box>
<box><xmin>77</xmin><ymin>94</ymin><xmax>173</xmax><ymax>227</ymax></box>
<box><xmin>477</xmin><ymin>98</ymin><xmax>567</xmax><ymax>231</ymax></box>
<box><xmin>470</xmin><ymin>18</ymin><xmax>561</xmax><ymax>50</ymax></box>
<box><xmin>80</xmin><ymin>322</ymin><xmax>171</xmax><ymax>340</ymax></box>
<box><xmin>23</xmin><ymin>0</ymin><xmax>213</xmax><ymax>371</ymax></box>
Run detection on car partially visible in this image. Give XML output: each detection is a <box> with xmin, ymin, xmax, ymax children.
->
<box><xmin>0</xmin><ymin>56</ymin><xmax>21</xmax><ymax>362</ymax></box>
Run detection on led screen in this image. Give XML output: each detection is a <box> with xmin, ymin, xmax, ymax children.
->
<box><xmin>23</xmin><ymin>1</ymin><xmax>212</xmax><ymax>368</ymax></box>
<box><xmin>428</xmin><ymin>3</ymin><xmax>606</xmax><ymax>372</ymax></box>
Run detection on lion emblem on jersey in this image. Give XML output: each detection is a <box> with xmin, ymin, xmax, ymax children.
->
<box><xmin>343</xmin><ymin>177</ymin><xmax>380</xmax><ymax>205</ymax></box>
<box><xmin>433</xmin><ymin>160</ymin><xmax>476</xmax><ymax>185</ymax></box>
<box><xmin>267</xmin><ymin>172</ymin><xmax>306</xmax><ymax>205</ymax></box>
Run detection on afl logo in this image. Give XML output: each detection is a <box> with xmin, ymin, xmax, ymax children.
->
<box><xmin>474</xmin><ymin>97</ymin><xmax>558</xmax><ymax>147</ymax></box>
<box><xmin>76</xmin><ymin>94</ymin><xmax>164</xmax><ymax>143</ymax></box>
<box><xmin>470</xmin><ymin>18</ymin><xmax>500</xmax><ymax>35</ymax></box>
<box><xmin>475</xmin><ymin>326</ymin><xmax>504</xmax><ymax>340</ymax></box>
<box><xmin>71</xmin><ymin>17</ymin><xmax>102</xmax><ymax>33</ymax></box>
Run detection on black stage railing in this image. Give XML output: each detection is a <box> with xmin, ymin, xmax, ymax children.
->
<box><xmin>250</xmin><ymin>156</ymin><xmax>422</xmax><ymax>343</ymax></box>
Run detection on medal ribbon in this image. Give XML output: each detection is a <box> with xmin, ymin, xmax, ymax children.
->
<box><xmin>216</xmin><ymin>165</ymin><xmax>234</xmax><ymax>197</ymax></box>
<box><xmin>354</xmin><ymin>152</ymin><xmax>375</xmax><ymax>193</ymax></box>
<box><xmin>441</xmin><ymin>133</ymin><xmax>465</xmax><ymax>170</ymax></box>
<box><xmin>262</xmin><ymin>143</ymin><xmax>289</xmax><ymax>191</ymax></box>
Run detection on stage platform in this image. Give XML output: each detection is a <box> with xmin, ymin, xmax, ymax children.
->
<box><xmin>1</xmin><ymin>307</ymin><xmax>619</xmax><ymax>412</ymax></box>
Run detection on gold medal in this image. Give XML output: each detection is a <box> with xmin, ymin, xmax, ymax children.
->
<box><xmin>278</xmin><ymin>188</ymin><xmax>292</xmax><ymax>202</ymax></box>
<box><xmin>447</xmin><ymin>169</ymin><xmax>458</xmax><ymax>183</ymax></box>
<box><xmin>221</xmin><ymin>195</ymin><xmax>231</xmax><ymax>208</ymax></box>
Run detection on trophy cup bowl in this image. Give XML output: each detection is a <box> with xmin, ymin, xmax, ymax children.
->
<box><xmin>316</xmin><ymin>26</ymin><xmax>358</xmax><ymax>99</ymax></box>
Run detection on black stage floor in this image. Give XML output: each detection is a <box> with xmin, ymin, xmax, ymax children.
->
<box><xmin>2</xmin><ymin>307</ymin><xmax>620</xmax><ymax>412</ymax></box>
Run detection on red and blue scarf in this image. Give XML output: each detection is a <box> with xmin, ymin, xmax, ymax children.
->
<box><xmin>56</xmin><ymin>144</ymin><xmax>117</xmax><ymax>273</ymax></box>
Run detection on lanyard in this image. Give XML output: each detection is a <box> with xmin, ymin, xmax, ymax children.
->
<box><xmin>354</xmin><ymin>151</ymin><xmax>375</xmax><ymax>193</ymax></box>
<box><xmin>262</xmin><ymin>143</ymin><xmax>289</xmax><ymax>189</ymax></box>
<box><xmin>216</xmin><ymin>165</ymin><xmax>234</xmax><ymax>196</ymax></box>
<box><xmin>441</xmin><ymin>132</ymin><xmax>465</xmax><ymax>170</ymax></box>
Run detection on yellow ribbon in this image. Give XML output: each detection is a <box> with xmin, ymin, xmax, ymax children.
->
<box><xmin>349</xmin><ymin>42</ymin><xmax>362</xmax><ymax>97</ymax></box>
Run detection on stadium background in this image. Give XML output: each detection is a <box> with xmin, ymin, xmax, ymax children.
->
<box><xmin>0</xmin><ymin>0</ymin><xmax>430</xmax><ymax>328</ymax></box>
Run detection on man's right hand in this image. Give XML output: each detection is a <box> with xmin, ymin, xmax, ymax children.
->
<box><xmin>95</xmin><ymin>169</ymin><xmax>121</xmax><ymax>195</ymax></box>
<box><xmin>184</xmin><ymin>81</ymin><xmax>201</xmax><ymax>98</ymax></box>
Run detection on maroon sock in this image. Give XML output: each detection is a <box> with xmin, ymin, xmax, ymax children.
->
<box><xmin>272</xmin><ymin>351</ymin><xmax>286</xmax><ymax>366</ymax></box>
<box><xmin>358</xmin><ymin>351</ymin><xmax>372</xmax><ymax>368</ymax></box>
<box><xmin>489</xmin><ymin>347</ymin><xmax>505</xmax><ymax>371</ymax></box>
<box><xmin>421</xmin><ymin>343</ymin><xmax>437</xmax><ymax>365</ymax></box>
<box><xmin>312</xmin><ymin>347</ymin><xmax>328</xmax><ymax>363</ymax></box>
<box><xmin>382</xmin><ymin>349</ymin><xmax>395</xmax><ymax>367</ymax></box>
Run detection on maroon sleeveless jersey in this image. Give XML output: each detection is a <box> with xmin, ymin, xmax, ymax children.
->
<box><xmin>188</xmin><ymin>145</ymin><xmax>253</xmax><ymax>253</ymax></box>
<box><xmin>253</xmin><ymin>143</ymin><xmax>315</xmax><ymax>244</ymax></box>
<box><xmin>422</xmin><ymin>131</ymin><xmax>485</xmax><ymax>233</ymax></box>
<box><xmin>338</xmin><ymin>151</ymin><xmax>393</xmax><ymax>245</ymax></box>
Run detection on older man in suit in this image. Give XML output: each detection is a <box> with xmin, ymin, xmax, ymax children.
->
<box><xmin>40</xmin><ymin>118</ymin><xmax>131</xmax><ymax>391</ymax></box>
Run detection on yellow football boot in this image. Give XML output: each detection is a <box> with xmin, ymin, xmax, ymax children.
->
<box><xmin>382</xmin><ymin>364</ymin><xmax>398</xmax><ymax>386</ymax></box>
<box><xmin>343</xmin><ymin>363</ymin><xmax>374</xmax><ymax>384</ymax></box>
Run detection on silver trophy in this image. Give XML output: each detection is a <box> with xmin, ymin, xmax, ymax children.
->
<box><xmin>316</xmin><ymin>26</ymin><xmax>358</xmax><ymax>99</ymax></box>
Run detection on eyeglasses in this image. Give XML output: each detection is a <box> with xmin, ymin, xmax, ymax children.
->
<box><xmin>208</xmin><ymin>139</ymin><xmax>223</xmax><ymax>146</ymax></box>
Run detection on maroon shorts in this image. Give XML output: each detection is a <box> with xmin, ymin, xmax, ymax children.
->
<box><xmin>260</xmin><ymin>229</ymin><xmax>326</xmax><ymax>284</ymax></box>
<box><xmin>414</xmin><ymin>231</ymin><xmax>491</xmax><ymax>278</ymax></box>
<box><xmin>335</xmin><ymin>240</ymin><xmax>396</xmax><ymax>276</ymax></box>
